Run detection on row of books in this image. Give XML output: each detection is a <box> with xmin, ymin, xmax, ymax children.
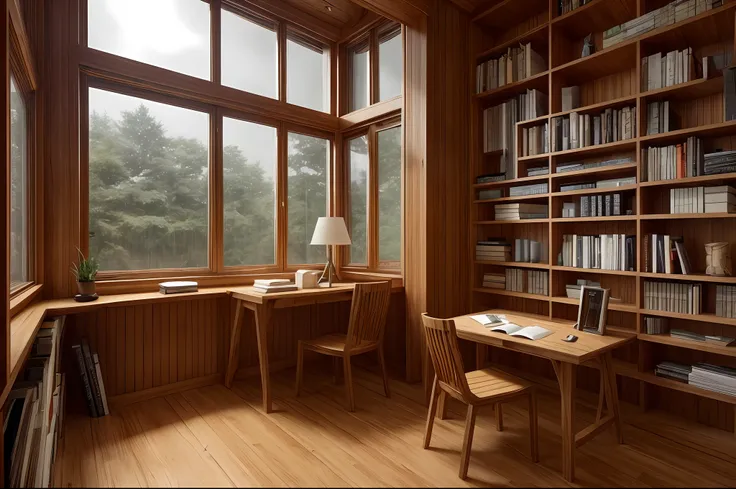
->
<box><xmin>716</xmin><ymin>284</ymin><xmax>736</xmax><ymax>318</ymax></box>
<box><xmin>557</xmin><ymin>0</ymin><xmax>591</xmax><ymax>15</ymax></box>
<box><xmin>494</xmin><ymin>203</ymin><xmax>548</xmax><ymax>221</ymax></box>
<box><xmin>476</xmin><ymin>240</ymin><xmax>511</xmax><ymax>262</ymax></box>
<box><xmin>527</xmin><ymin>270</ymin><xmax>549</xmax><ymax>296</ymax></box>
<box><xmin>641</xmin><ymin>48</ymin><xmax>695</xmax><ymax>92</ymax></box>
<box><xmin>4</xmin><ymin>318</ymin><xmax>66</xmax><ymax>488</ymax></box>
<box><xmin>483</xmin><ymin>99</ymin><xmax>519</xmax><ymax>179</ymax></box>
<box><xmin>603</xmin><ymin>0</ymin><xmax>723</xmax><ymax>50</ymax></box>
<box><xmin>556</xmin><ymin>157</ymin><xmax>632</xmax><ymax>174</ymax></box>
<box><xmin>521</xmin><ymin>123</ymin><xmax>549</xmax><ymax>157</ymax></box>
<box><xmin>560</xmin><ymin>234</ymin><xmax>636</xmax><ymax>271</ymax></box>
<box><xmin>582</xmin><ymin>193</ymin><xmax>626</xmax><ymax>217</ymax></box>
<box><xmin>475</xmin><ymin>44</ymin><xmax>546</xmax><ymax>94</ymax></box>
<box><xmin>506</xmin><ymin>268</ymin><xmax>524</xmax><ymax>293</ymax></box>
<box><xmin>565</xmin><ymin>279</ymin><xmax>600</xmax><ymax>299</ymax></box>
<box><xmin>643</xmin><ymin>136</ymin><xmax>704</xmax><ymax>181</ymax></box>
<box><xmin>643</xmin><ymin>234</ymin><xmax>692</xmax><ymax>274</ymax></box>
<box><xmin>509</xmin><ymin>182</ymin><xmax>548</xmax><ymax>197</ymax></box>
<box><xmin>514</xmin><ymin>238</ymin><xmax>542</xmax><ymax>263</ymax></box>
<box><xmin>645</xmin><ymin>316</ymin><xmax>669</xmax><ymax>334</ymax></box>
<box><xmin>646</xmin><ymin>101</ymin><xmax>674</xmax><ymax>135</ymax></box>
<box><xmin>689</xmin><ymin>363</ymin><xmax>736</xmax><ymax>396</ymax></box>
<box><xmin>73</xmin><ymin>339</ymin><xmax>109</xmax><ymax>420</ymax></box>
<box><xmin>670</xmin><ymin>185</ymin><xmax>735</xmax><ymax>214</ymax></box>
<box><xmin>559</xmin><ymin>176</ymin><xmax>637</xmax><ymax>192</ymax></box>
<box><xmin>550</xmin><ymin>106</ymin><xmax>636</xmax><ymax>152</ymax></box>
<box><xmin>482</xmin><ymin>272</ymin><xmax>505</xmax><ymax>289</ymax></box>
<box><xmin>644</xmin><ymin>280</ymin><xmax>702</xmax><ymax>313</ymax></box>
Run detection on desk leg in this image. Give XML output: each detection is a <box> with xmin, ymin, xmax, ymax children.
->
<box><xmin>225</xmin><ymin>300</ymin><xmax>243</xmax><ymax>388</ymax></box>
<box><xmin>254</xmin><ymin>302</ymin><xmax>274</xmax><ymax>413</ymax></box>
<box><xmin>556</xmin><ymin>361</ymin><xmax>576</xmax><ymax>482</ymax></box>
<box><xmin>601</xmin><ymin>353</ymin><xmax>623</xmax><ymax>444</ymax></box>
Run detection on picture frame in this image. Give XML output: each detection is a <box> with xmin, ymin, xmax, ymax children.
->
<box><xmin>575</xmin><ymin>286</ymin><xmax>609</xmax><ymax>335</ymax></box>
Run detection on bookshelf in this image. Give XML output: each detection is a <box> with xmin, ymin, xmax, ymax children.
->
<box><xmin>470</xmin><ymin>0</ymin><xmax>736</xmax><ymax>429</ymax></box>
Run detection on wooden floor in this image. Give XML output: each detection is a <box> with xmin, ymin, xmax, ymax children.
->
<box><xmin>55</xmin><ymin>367</ymin><xmax>736</xmax><ymax>488</ymax></box>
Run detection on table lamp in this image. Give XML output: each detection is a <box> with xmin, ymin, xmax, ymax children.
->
<box><xmin>310</xmin><ymin>217</ymin><xmax>351</xmax><ymax>288</ymax></box>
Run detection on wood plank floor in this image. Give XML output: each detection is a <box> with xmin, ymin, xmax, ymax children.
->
<box><xmin>54</xmin><ymin>367</ymin><xmax>736</xmax><ymax>487</ymax></box>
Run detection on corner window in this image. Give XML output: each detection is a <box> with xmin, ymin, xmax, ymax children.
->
<box><xmin>10</xmin><ymin>76</ymin><xmax>29</xmax><ymax>290</ymax></box>
<box><xmin>348</xmin><ymin>39</ymin><xmax>370</xmax><ymax>112</ymax></box>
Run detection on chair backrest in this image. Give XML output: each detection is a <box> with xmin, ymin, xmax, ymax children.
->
<box><xmin>345</xmin><ymin>281</ymin><xmax>393</xmax><ymax>350</ymax></box>
<box><xmin>421</xmin><ymin>313</ymin><xmax>471</xmax><ymax>401</ymax></box>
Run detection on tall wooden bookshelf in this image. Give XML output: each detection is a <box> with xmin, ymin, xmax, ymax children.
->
<box><xmin>470</xmin><ymin>0</ymin><xmax>736</xmax><ymax>432</ymax></box>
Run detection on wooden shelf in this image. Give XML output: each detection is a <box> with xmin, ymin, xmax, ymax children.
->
<box><xmin>475</xmin><ymin>260</ymin><xmax>550</xmax><ymax>269</ymax></box>
<box><xmin>551</xmin><ymin>163</ymin><xmax>637</xmax><ymax>180</ymax></box>
<box><xmin>636</xmin><ymin>370</ymin><xmax>736</xmax><ymax>405</ymax></box>
<box><xmin>640</xmin><ymin>120</ymin><xmax>736</xmax><ymax>146</ymax></box>
<box><xmin>639</xmin><ymin>309</ymin><xmax>736</xmax><ymax>328</ymax></box>
<box><xmin>475</xmin><ymin>219</ymin><xmax>549</xmax><ymax>225</ymax></box>
<box><xmin>639</xmin><ymin>333</ymin><xmax>736</xmax><ymax>358</ymax></box>
<box><xmin>473</xmin><ymin>174</ymin><xmax>549</xmax><ymax>189</ymax></box>
<box><xmin>517</xmin><ymin>114</ymin><xmax>551</xmax><ymax>128</ymax></box>
<box><xmin>640</xmin><ymin>77</ymin><xmax>723</xmax><ymax>102</ymax></box>
<box><xmin>477</xmin><ymin>24</ymin><xmax>549</xmax><ymax>60</ymax></box>
<box><xmin>639</xmin><ymin>173</ymin><xmax>736</xmax><ymax>188</ymax></box>
<box><xmin>552</xmin><ymin>266</ymin><xmax>637</xmax><ymax>276</ymax></box>
<box><xmin>639</xmin><ymin>272</ymin><xmax>736</xmax><ymax>284</ymax></box>
<box><xmin>551</xmin><ymin>0</ymin><xmax>636</xmax><ymax>39</ymax></box>
<box><xmin>641</xmin><ymin>213</ymin><xmax>736</xmax><ymax>220</ymax></box>
<box><xmin>638</xmin><ymin>2</ymin><xmax>736</xmax><ymax>50</ymax></box>
<box><xmin>551</xmin><ymin>295</ymin><xmax>638</xmax><ymax>313</ymax></box>
<box><xmin>552</xmin><ymin>215</ymin><xmax>636</xmax><ymax>223</ymax></box>
<box><xmin>518</xmin><ymin>153</ymin><xmax>550</xmax><ymax>162</ymax></box>
<box><xmin>550</xmin><ymin>94</ymin><xmax>638</xmax><ymax>120</ymax></box>
<box><xmin>475</xmin><ymin>71</ymin><xmax>549</xmax><ymax>106</ymax></box>
<box><xmin>473</xmin><ymin>0</ymin><xmax>548</xmax><ymax>29</ymax></box>
<box><xmin>552</xmin><ymin>38</ymin><xmax>637</xmax><ymax>79</ymax></box>
<box><xmin>553</xmin><ymin>183</ymin><xmax>638</xmax><ymax>198</ymax></box>
<box><xmin>474</xmin><ymin>194</ymin><xmax>549</xmax><ymax>204</ymax></box>
<box><xmin>473</xmin><ymin>287</ymin><xmax>549</xmax><ymax>301</ymax></box>
<box><xmin>551</xmin><ymin>139</ymin><xmax>637</xmax><ymax>159</ymax></box>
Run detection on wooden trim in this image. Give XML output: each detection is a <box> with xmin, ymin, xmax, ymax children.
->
<box><xmin>7</xmin><ymin>0</ymin><xmax>37</xmax><ymax>91</ymax></box>
<box><xmin>2</xmin><ymin>3</ymin><xmax>10</xmax><ymax>393</ymax></box>
<box><xmin>211</xmin><ymin>108</ymin><xmax>224</xmax><ymax>273</ymax></box>
<box><xmin>108</xmin><ymin>373</ymin><xmax>223</xmax><ymax>410</ymax></box>
<box><xmin>225</xmin><ymin>0</ymin><xmax>341</xmax><ymax>42</ymax></box>
<box><xmin>339</xmin><ymin>96</ymin><xmax>402</xmax><ymax>131</ymax></box>
<box><xmin>9</xmin><ymin>283</ymin><xmax>41</xmax><ymax>318</ymax></box>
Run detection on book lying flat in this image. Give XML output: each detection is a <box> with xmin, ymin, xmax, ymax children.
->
<box><xmin>470</xmin><ymin>314</ymin><xmax>507</xmax><ymax>326</ymax></box>
<box><xmin>489</xmin><ymin>324</ymin><xmax>553</xmax><ymax>340</ymax></box>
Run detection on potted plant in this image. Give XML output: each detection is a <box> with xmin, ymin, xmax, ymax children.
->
<box><xmin>72</xmin><ymin>248</ymin><xmax>99</xmax><ymax>302</ymax></box>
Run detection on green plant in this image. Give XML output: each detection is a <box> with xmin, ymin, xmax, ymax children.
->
<box><xmin>71</xmin><ymin>248</ymin><xmax>99</xmax><ymax>282</ymax></box>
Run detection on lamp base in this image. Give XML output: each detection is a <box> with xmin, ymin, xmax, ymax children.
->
<box><xmin>318</xmin><ymin>246</ymin><xmax>340</xmax><ymax>287</ymax></box>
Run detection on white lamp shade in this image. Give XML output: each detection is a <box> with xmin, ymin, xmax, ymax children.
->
<box><xmin>310</xmin><ymin>217</ymin><xmax>352</xmax><ymax>246</ymax></box>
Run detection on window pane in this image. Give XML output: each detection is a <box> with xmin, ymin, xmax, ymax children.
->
<box><xmin>379</xmin><ymin>29</ymin><xmax>402</xmax><ymax>101</ymax></box>
<box><xmin>348</xmin><ymin>136</ymin><xmax>368</xmax><ymax>264</ymax></box>
<box><xmin>223</xmin><ymin>117</ymin><xmax>277</xmax><ymax>267</ymax></box>
<box><xmin>378</xmin><ymin>126</ymin><xmax>401</xmax><ymax>267</ymax></box>
<box><xmin>349</xmin><ymin>42</ymin><xmax>369</xmax><ymax>112</ymax></box>
<box><xmin>222</xmin><ymin>10</ymin><xmax>278</xmax><ymax>99</ymax></box>
<box><xmin>287</xmin><ymin>133</ymin><xmax>329</xmax><ymax>265</ymax></box>
<box><xmin>287</xmin><ymin>35</ymin><xmax>330</xmax><ymax>112</ymax></box>
<box><xmin>88</xmin><ymin>0</ymin><xmax>210</xmax><ymax>80</ymax></box>
<box><xmin>88</xmin><ymin>88</ymin><xmax>209</xmax><ymax>271</ymax></box>
<box><xmin>10</xmin><ymin>76</ymin><xmax>28</xmax><ymax>290</ymax></box>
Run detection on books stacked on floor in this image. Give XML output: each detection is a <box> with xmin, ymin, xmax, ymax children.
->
<box><xmin>565</xmin><ymin>280</ymin><xmax>600</xmax><ymax>299</ymax></box>
<box><xmin>670</xmin><ymin>185</ymin><xmax>735</xmax><ymax>213</ymax></box>
<box><xmin>505</xmin><ymin>268</ymin><xmax>524</xmax><ymax>292</ymax></box>
<box><xmin>482</xmin><ymin>273</ymin><xmax>506</xmax><ymax>289</ymax></box>
<box><xmin>476</xmin><ymin>239</ymin><xmax>512</xmax><ymax>261</ymax></box>
<box><xmin>558</xmin><ymin>0</ymin><xmax>591</xmax><ymax>15</ymax></box>
<box><xmin>716</xmin><ymin>284</ymin><xmax>736</xmax><ymax>318</ymax></box>
<box><xmin>560</xmin><ymin>234</ymin><xmax>636</xmax><ymax>271</ymax></box>
<box><xmin>474</xmin><ymin>44</ymin><xmax>546</xmax><ymax>94</ymax></box>
<box><xmin>646</xmin><ymin>101</ymin><xmax>675</xmax><ymax>135</ymax></box>
<box><xmin>521</xmin><ymin>123</ymin><xmax>549</xmax><ymax>157</ymax></box>
<box><xmin>253</xmin><ymin>279</ymin><xmax>298</xmax><ymax>293</ymax></box>
<box><xmin>655</xmin><ymin>361</ymin><xmax>691</xmax><ymax>383</ymax></box>
<box><xmin>579</xmin><ymin>193</ymin><xmax>626</xmax><ymax>217</ymax></box>
<box><xmin>527</xmin><ymin>166</ymin><xmax>549</xmax><ymax>176</ymax></box>
<box><xmin>644</xmin><ymin>280</ymin><xmax>702</xmax><ymax>313</ymax></box>
<box><xmin>514</xmin><ymin>238</ymin><xmax>542</xmax><ymax>263</ymax></box>
<box><xmin>643</xmin><ymin>234</ymin><xmax>692</xmax><ymax>274</ymax></box>
<box><xmin>509</xmin><ymin>182</ymin><xmax>548</xmax><ymax>196</ymax></box>
<box><xmin>643</xmin><ymin>136</ymin><xmax>703</xmax><ymax>181</ymax></box>
<box><xmin>73</xmin><ymin>339</ymin><xmax>109</xmax><ymax>420</ymax></box>
<box><xmin>550</xmin><ymin>106</ymin><xmax>636</xmax><ymax>152</ymax></box>
<box><xmin>704</xmin><ymin>150</ymin><xmax>736</xmax><ymax>175</ymax></box>
<box><xmin>645</xmin><ymin>316</ymin><xmax>669</xmax><ymax>334</ymax></box>
<box><xmin>478</xmin><ymin>188</ymin><xmax>503</xmax><ymax>200</ymax></box>
<box><xmin>555</xmin><ymin>157</ymin><xmax>633</xmax><ymax>174</ymax></box>
<box><xmin>603</xmin><ymin>0</ymin><xmax>723</xmax><ymax>49</ymax></box>
<box><xmin>641</xmin><ymin>48</ymin><xmax>695</xmax><ymax>92</ymax></box>
<box><xmin>495</xmin><ymin>203</ymin><xmax>548</xmax><ymax>220</ymax></box>
<box><xmin>562</xmin><ymin>202</ymin><xmax>579</xmax><ymax>217</ymax></box>
<box><xmin>689</xmin><ymin>363</ymin><xmax>736</xmax><ymax>396</ymax></box>
<box><xmin>159</xmin><ymin>280</ymin><xmax>198</xmax><ymax>294</ymax></box>
<box><xmin>527</xmin><ymin>270</ymin><xmax>548</xmax><ymax>296</ymax></box>
<box><xmin>476</xmin><ymin>173</ymin><xmax>506</xmax><ymax>184</ymax></box>
<box><xmin>597</xmin><ymin>176</ymin><xmax>637</xmax><ymax>188</ymax></box>
<box><xmin>4</xmin><ymin>317</ymin><xmax>66</xmax><ymax>488</ymax></box>
<box><xmin>483</xmin><ymin>99</ymin><xmax>518</xmax><ymax>178</ymax></box>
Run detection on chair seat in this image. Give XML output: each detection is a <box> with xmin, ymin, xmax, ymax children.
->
<box><xmin>300</xmin><ymin>334</ymin><xmax>378</xmax><ymax>356</ymax></box>
<box><xmin>466</xmin><ymin>368</ymin><xmax>531</xmax><ymax>401</ymax></box>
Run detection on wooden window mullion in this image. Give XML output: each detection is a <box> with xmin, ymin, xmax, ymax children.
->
<box><xmin>367</xmin><ymin>124</ymin><xmax>379</xmax><ymax>270</ymax></box>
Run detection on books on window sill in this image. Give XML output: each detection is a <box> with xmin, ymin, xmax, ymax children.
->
<box><xmin>560</xmin><ymin>234</ymin><xmax>636</xmax><ymax>271</ymax></box>
<box><xmin>643</xmin><ymin>136</ymin><xmax>704</xmax><ymax>181</ymax></box>
<box><xmin>565</xmin><ymin>279</ymin><xmax>601</xmax><ymax>299</ymax></box>
<box><xmin>514</xmin><ymin>238</ymin><xmax>542</xmax><ymax>263</ymax></box>
<box><xmin>521</xmin><ymin>123</ymin><xmax>549</xmax><ymax>157</ymax></box>
<box><xmin>689</xmin><ymin>363</ymin><xmax>736</xmax><ymax>396</ymax></box>
<box><xmin>645</xmin><ymin>316</ymin><xmax>669</xmax><ymax>334</ymax></box>
<box><xmin>655</xmin><ymin>361</ymin><xmax>692</xmax><ymax>383</ymax></box>
<box><xmin>482</xmin><ymin>273</ymin><xmax>506</xmax><ymax>289</ymax></box>
<box><xmin>475</xmin><ymin>43</ymin><xmax>547</xmax><ymax>94</ymax></box>
<box><xmin>494</xmin><ymin>203</ymin><xmax>548</xmax><ymax>220</ymax></box>
<box><xmin>506</xmin><ymin>268</ymin><xmax>524</xmax><ymax>292</ymax></box>
<box><xmin>641</xmin><ymin>48</ymin><xmax>695</xmax><ymax>92</ymax></box>
<box><xmin>527</xmin><ymin>270</ymin><xmax>549</xmax><ymax>296</ymax></box>
<box><xmin>253</xmin><ymin>279</ymin><xmax>298</xmax><ymax>293</ymax></box>
<box><xmin>509</xmin><ymin>182</ymin><xmax>548</xmax><ymax>197</ymax></box>
<box><xmin>670</xmin><ymin>185</ymin><xmax>735</xmax><ymax>213</ymax></box>
<box><xmin>159</xmin><ymin>280</ymin><xmax>198</xmax><ymax>294</ymax></box>
<box><xmin>646</xmin><ymin>101</ymin><xmax>675</xmax><ymax>135</ymax></box>
<box><xmin>716</xmin><ymin>284</ymin><xmax>736</xmax><ymax>319</ymax></box>
<box><xmin>476</xmin><ymin>239</ymin><xmax>512</xmax><ymax>261</ymax></box>
<box><xmin>527</xmin><ymin>166</ymin><xmax>549</xmax><ymax>176</ymax></box>
<box><xmin>643</xmin><ymin>234</ymin><xmax>692</xmax><ymax>274</ymax></box>
<box><xmin>550</xmin><ymin>106</ymin><xmax>636</xmax><ymax>152</ymax></box>
<box><xmin>644</xmin><ymin>280</ymin><xmax>702</xmax><ymax>313</ymax></box>
<box><xmin>556</xmin><ymin>157</ymin><xmax>633</xmax><ymax>174</ymax></box>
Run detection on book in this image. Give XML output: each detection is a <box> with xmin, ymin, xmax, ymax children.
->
<box><xmin>470</xmin><ymin>314</ymin><xmax>508</xmax><ymax>326</ymax></box>
<box><xmin>159</xmin><ymin>281</ymin><xmax>198</xmax><ymax>294</ymax></box>
<box><xmin>92</xmin><ymin>354</ymin><xmax>109</xmax><ymax>416</ymax></box>
<box><xmin>561</xmin><ymin>86</ymin><xmax>580</xmax><ymax>112</ymax></box>
<box><xmin>488</xmin><ymin>323</ymin><xmax>553</xmax><ymax>340</ymax></box>
<box><xmin>253</xmin><ymin>283</ymin><xmax>298</xmax><ymax>293</ymax></box>
<box><xmin>72</xmin><ymin>345</ymin><xmax>97</xmax><ymax>418</ymax></box>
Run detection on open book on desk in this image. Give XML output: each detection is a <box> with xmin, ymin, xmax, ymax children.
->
<box><xmin>489</xmin><ymin>323</ymin><xmax>552</xmax><ymax>341</ymax></box>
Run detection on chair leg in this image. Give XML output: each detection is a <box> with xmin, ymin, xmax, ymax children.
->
<box><xmin>459</xmin><ymin>404</ymin><xmax>478</xmax><ymax>480</ymax></box>
<box><xmin>424</xmin><ymin>375</ymin><xmax>440</xmax><ymax>449</ymax></box>
<box><xmin>494</xmin><ymin>403</ymin><xmax>503</xmax><ymax>432</ymax></box>
<box><xmin>343</xmin><ymin>355</ymin><xmax>355</xmax><ymax>412</ymax></box>
<box><xmin>377</xmin><ymin>345</ymin><xmax>391</xmax><ymax>398</ymax></box>
<box><xmin>528</xmin><ymin>390</ymin><xmax>539</xmax><ymax>463</ymax></box>
<box><xmin>295</xmin><ymin>342</ymin><xmax>304</xmax><ymax>397</ymax></box>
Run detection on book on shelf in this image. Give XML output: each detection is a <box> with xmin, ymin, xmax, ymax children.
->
<box><xmin>478</xmin><ymin>188</ymin><xmax>503</xmax><ymax>200</ymax></box>
<box><xmin>556</xmin><ymin>158</ymin><xmax>634</xmax><ymax>174</ymax></box>
<box><xmin>577</xmin><ymin>193</ymin><xmax>626</xmax><ymax>217</ymax></box>
<box><xmin>725</xmin><ymin>66</ymin><xmax>736</xmax><ymax>121</ymax></box>
<box><xmin>644</xmin><ymin>280</ymin><xmax>702</xmax><ymax>313</ymax></box>
<box><xmin>476</xmin><ymin>240</ymin><xmax>512</xmax><ymax>261</ymax></box>
<box><xmin>670</xmin><ymin>328</ymin><xmax>707</xmax><ymax>341</ymax></box>
<box><xmin>561</xmin><ymin>85</ymin><xmax>580</xmax><ymax>112</ymax></box>
<box><xmin>596</xmin><ymin>176</ymin><xmax>637</xmax><ymax>188</ymax></box>
<box><xmin>526</xmin><ymin>270</ymin><xmax>548</xmax><ymax>296</ymax></box>
<box><xmin>557</xmin><ymin>0</ymin><xmax>592</xmax><ymax>15</ymax></box>
<box><xmin>562</xmin><ymin>202</ymin><xmax>579</xmax><ymax>218</ymax></box>
<box><xmin>645</xmin><ymin>316</ymin><xmax>669</xmax><ymax>334</ymax></box>
<box><xmin>560</xmin><ymin>234</ymin><xmax>636</xmax><ymax>271</ymax></box>
<box><xmin>475</xmin><ymin>43</ymin><xmax>546</xmax><ymax>94</ymax></box>
<box><xmin>670</xmin><ymin>185</ymin><xmax>735</xmax><ymax>214</ymax></box>
<box><xmin>643</xmin><ymin>137</ymin><xmax>704</xmax><ymax>181</ymax></box>
<box><xmin>689</xmin><ymin>363</ymin><xmax>736</xmax><ymax>397</ymax></box>
<box><xmin>559</xmin><ymin>182</ymin><xmax>596</xmax><ymax>192</ymax></box>
<box><xmin>645</xmin><ymin>234</ymin><xmax>691</xmax><ymax>274</ymax></box>
<box><xmin>494</xmin><ymin>203</ymin><xmax>548</xmax><ymax>220</ymax></box>
<box><xmin>505</xmin><ymin>268</ymin><xmax>524</xmax><ymax>292</ymax></box>
<box><xmin>509</xmin><ymin>182</ymin><xmax>548</xmax><ymax>196</ymax></box>
<box><xmin>551</xmin><ymin>106</ymin><xmax>635</xmax><ymax>152</ymax></box>
<box><xmin>482</xmin><ymin>273</ymin><xmax>506</xmax><ymax>289</ymax></box>
<box><xmin>526</xmin><ymin>166</ymin><xmax>549</xmax><ymax>176</ymax></box>
<box><xmin>716</xmin><ymin>284</ymin><xmax>736</xmax><ymax>319</ymax></box>
<box><xmin>476</xmin><ymin>173</ymin><xmax>506</xmax><ymax>184</ymax></box>
<box><xmin>513</xmin><ymin>238</ymin><xmax>542</xmax><ymax>263</ymax></box>
<box><xmin>159</xmin><ymin>280</ymin><xmax>198</xmax><ymax>294</ymax></box>
<box><xmin>704</xmin><ymin>150</ymin><xmax>736</xmax><ymax>176</ymax></box>
<box><xmin>642</xmin><ymin>48</ymin><xmax>695</xmax><ymax>92</ymax></box>
<box><xmin>521</xmin><ymin>123</ymin><xmax>549</xmax><ymax>157</ymax></box>
<box><xmin>655</xmin><ymin>361</ymin><xmax>692</xmax><ymax>383</ymax></box>
<box><xmin>646</xmin><ymin>101</ymin><xmax>675</xmax><ymax>135</ymax></box>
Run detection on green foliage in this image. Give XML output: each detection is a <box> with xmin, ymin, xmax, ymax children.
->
<box><xmin>72</xmin><ymin>248</ymin><xmax>99</xmax><ymax>282</ymax></box>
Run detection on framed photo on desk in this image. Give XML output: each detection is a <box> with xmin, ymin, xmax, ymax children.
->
<box><xmin>575</xmin><ymin>286</ymin><xmax>609</xmax><ymax>335</ymax></box>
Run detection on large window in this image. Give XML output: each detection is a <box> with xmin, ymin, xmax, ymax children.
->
<box><xmin>88</xmin><ymin>87</ymin><xmax>210</xmax><ymax>271</ymax></box>
<box><xmin>378</xmin><ymin>26</ymin><xmax>403</xmax><ymax>102</ymax></box>
<box><xmin>348</xmin><ymin>39</ymin><xmax>370</xmax><ymax>112</ymax></box>
<box><xmin>287</xmin><ymin>132</ymin><xmax>330</xmax><ymax>265</ymax></box>
<box><xmin>287</xmin><ymin>32</ymin><xmax>330</xmax><ymax>112</ymax></box>
<box><xmin>87</xmin><ymin>0</ymin><xmax>211</xmax><ymax>80</ymax></box>
<box><xmin>348</xmin><ymin>136</ymin><xmax>368</xmax><ymax>264</ymax></box>
<box><xmin>223</xmin><ymin>117</ymin><xmax>277</xmax><ymax>267</ymax></box>
<box><xmin>377</xmin><ymin>126</ymin><xmax>401</xmax><ymax>267</ymax></box>
<box><xmin>10</xmin><ymin>76</ymin><xmax>28</xmax><ymax>290</ymax></box>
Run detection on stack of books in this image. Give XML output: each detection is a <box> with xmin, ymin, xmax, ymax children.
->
<box><xmin>159</xmin><ymin>280</ymin><xmax>198</xmax><ymax>294</ymax></box>
<box><xmin>655</xmin><ymin>361</ymin><xmax>692</xmax><ymax>383</ymax></box>
<box><xmin>704</xmin><ymin>150</ymin><xmax>736</xmax><ymax>175</ymax></box>
<box><xmin>556</xmin><ymin>157</ymin><xmax>633</xmax><ymax>174</ymax></box>
<box><xmin>644</xmin><ymin>136</ymin><xmax>704</xmax><ymax>181</ymax></box>
<box><xmin>597</xmin><ymin>176</ymin><xmax>637</xmax><ymax>188</ymax></box>
<box><xmin>527</xmin><ymin>166</ymin><xmax>549</xmax><ymax>176</ymax></box>
<box><xmin>670</xmin><ymin>185</ymin><xmax>735</xmax><ymax>213</ymax></box>
<box><xmin>716</xmin><ymin>284</ymin><xmax>736</xmax><ymax>318</ymax></box>
<box><xmin>521</xmin><ymin>123</ymin><xmax>549</xmax><ymax>157</ymax></box>
<box><xmin>670</xmin><ymin>328</ymin><xmax>707</xmax><ymax>342</ymax></box>
<box><xmin>641</xmin><ymin>48</ymin><xmax>695</xmax><ymax>92</ymax></box>
<box><xmin>579</xmin><ymin>193</ymin><xmax>626</xmax><ymax>217</ymax></box>
<box><xmin>560</xmin><ymin>182</ymin><xmax>595</xmax><ymax>192</ymax></box>
<box><xmin>527</xmin><ymin>270</ymin><xmax>548</xmax><ymax>296</ymax></box>
<box><xmin>643</xmin><ymin>234</ymin><xmax>692</xmax><ymax>274</ymax></box>
<box><xmin>506</xmin><ymin>268</ymin><xmax>524</xmax><ymax>292</ymax></box>
<box><xmin>494</xmin><ymin>203</ymin><xmax>548</xmax><ymax>220</ymax></box>
<box><xmin>689</xmin><ymin>363</ymin><xmax>736</xmax><ymax>396</ymax></box>
<box><xmin>646</xmin><ymin>101</ymin><xmax>674</xmax><ymax>135</ymax></box>
<box><xmin>550</xmin><ymin>106</ymin><xmax>636</xmax><ymax>152</ymax></box>
<box><xmin>565</xmin><ymin>280</ymin><xmax>600</xmax><ymax>299</ymax></box>
<box><xmin>514</xmin><ymin>238</ymin><xmax>542</xmax><ymax>263</ymax></box>
<box><xmin>645</xmin><ymin>316</ymin><xmax>669</xmax><ymax>334</ymax></box>
<box><xmin>644</xmin><ymin>280</ymin><xmax>702</xmax><ymax>313</ymax></box>
<box><xmin>478</xmin><ymin>188</ymin><xmax>503</xmax><ymax>200</ymax></box>
<box><xmin>509</xmin><ymin>182</ymin><xmax>548</xmax><ymax>196</ymax></box>
<box><xmin>476</xmin><ymin>173</ymin><xmax>506</xmax><ymax>184</ymax></box>
<box><xmin>476</xmin><ymin>239</ymin><xmax>512</xmax><ymax>261</ymax></box>
<box><xmin>253</xmin><ymin>279</ymin><xmax>298</xmax><ymax>293</ymax></box>
<box><xmin>482</xmin><ymin>273</ymin><xmax>506</xmax><ymax>289</ymax></box>
<box><xmin>560</xmin><ymin>234</ymin><xmax>636</xmax><ymax>271</ymax></box>
<box><xmin>475</xmin><ymin>44</ymin><xmax>546</xmax><ymax>94</ymax></box>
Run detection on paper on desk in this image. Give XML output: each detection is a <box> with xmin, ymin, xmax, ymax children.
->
<box><xmin>470</xmin><ymin>314</ymin><xmax>507</xmax><ymax>326</ymax></box>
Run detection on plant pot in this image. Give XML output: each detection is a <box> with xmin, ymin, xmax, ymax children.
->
<box><xmin>76</xmin><ymin>280</ymin><xmax>98</xmax><ymax>301</ymax></box>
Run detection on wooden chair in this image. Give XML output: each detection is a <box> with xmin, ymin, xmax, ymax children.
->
<box><xmin>295</xmin><ymin>281</ymin><xmax>392</xmax><ymax>411</ymax></box>
<box><xmin>421</xmin><ymin>313</ymin><xmax>539</xmax><ymax>479</ymax></box>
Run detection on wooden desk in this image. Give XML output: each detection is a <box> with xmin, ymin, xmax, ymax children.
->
<box><xmin>225</xmin><ymin>284</ymin><xmax>359</xmax><ymax>413</ymax></box>
<box><xmin>451</xmin><ymin>309</ymin><xmax>634</xmax><ymax>482</ymax></box>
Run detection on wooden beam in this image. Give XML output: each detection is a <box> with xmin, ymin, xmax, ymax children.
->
<box><xmin>339</xmin><ymin>95</ymin><xmax>401</xmax><ymax>130</ymax></box>
<box><xmin>7</xmin><ymin>0</ymin><xmax>37</xmax><ymax>90</ymax></box>
<box><xmin>339</xmin><ymin>10</ymin><xmax>382</xmax><ymax>44</ymax></box>
<box><xmin>228</xmin><ymin>0</ymin><xmax>341</xmax><ymax>42</ymax></box>
<box><xmin>349</xmin><ymin>0</ymin><xmax>426</xmax><ymax>27</ymax></box>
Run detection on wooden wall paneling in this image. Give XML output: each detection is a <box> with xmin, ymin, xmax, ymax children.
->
<box><xmin>1</xmin><ymin>0</ymin><xmax>11</xmax><ymax>404</ymax></box>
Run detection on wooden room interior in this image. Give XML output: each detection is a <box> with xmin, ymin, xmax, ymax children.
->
<box><xmin>3</xmin><ymin>0</ymin><xmax>736</xmax><ymax>487</ymax></box>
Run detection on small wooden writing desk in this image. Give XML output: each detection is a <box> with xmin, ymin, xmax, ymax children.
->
<box><xmin>450</xmin><ymin>310</ymin><xmax>634</xmax><ymax>482</ymax></box>
<box><xmin>225</xmin><ymin>284</ymin><xmax>359</xmax><ymax>413</ymax></box>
